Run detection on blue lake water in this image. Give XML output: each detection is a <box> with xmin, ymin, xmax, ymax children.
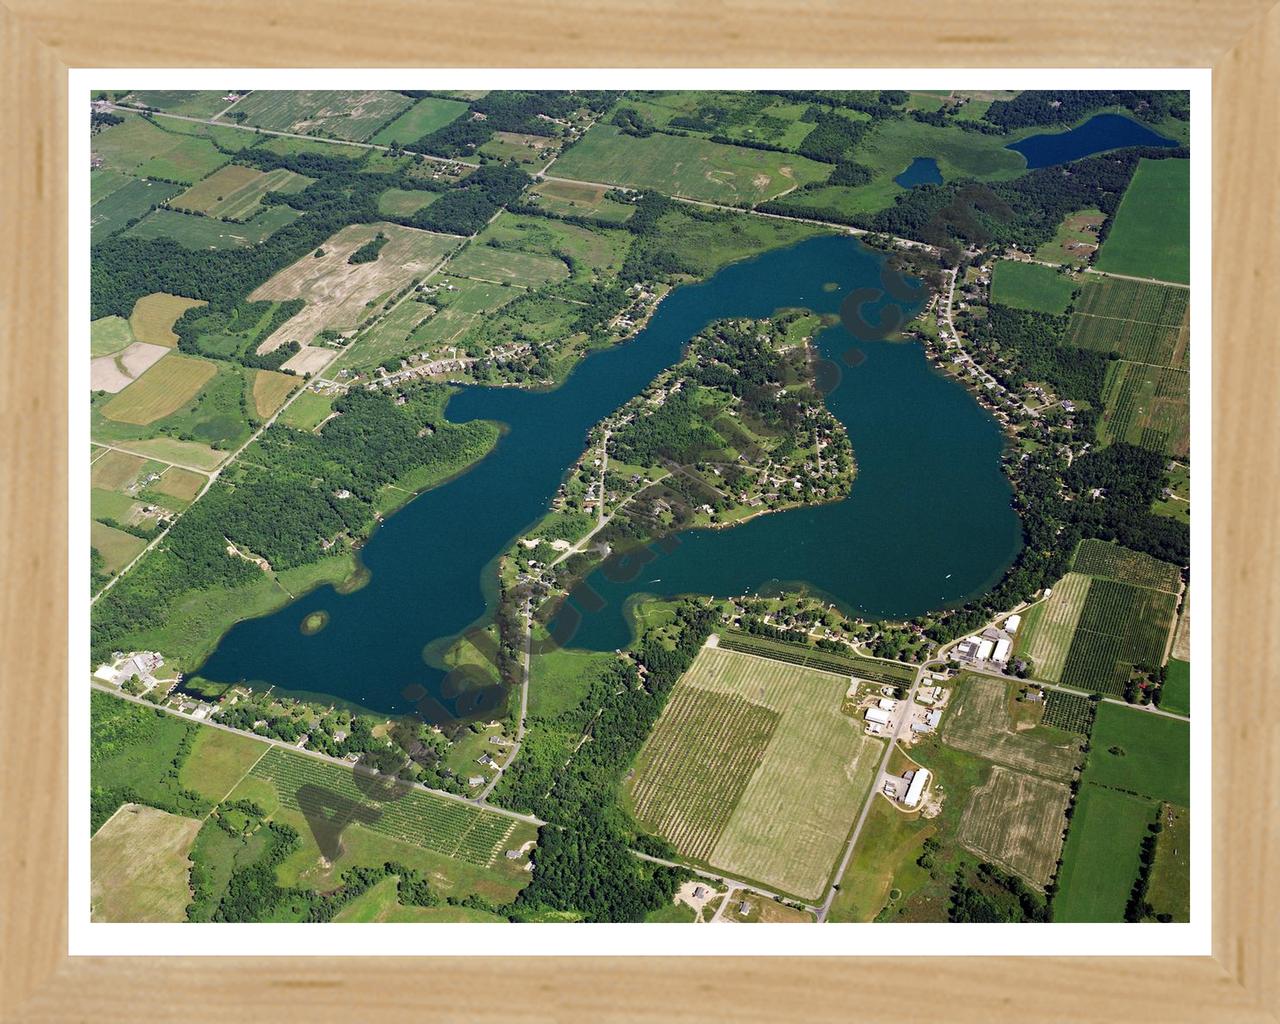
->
<box><xmin>194</xmin><ymin>235</ymin><xmax>1022</xmax><ymax>718</ymax></box>
<box><xmin>894</xmin><ymin>157</ymin><xmax>943</xmax><ymax>188</ymax></box>
<box><xmin>1008</xmin><ymin>113</ymin><xmax>1179</xmax><ymax>169</ymax></box>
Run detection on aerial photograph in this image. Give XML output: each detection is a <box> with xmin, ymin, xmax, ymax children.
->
<box><xmin>87</xmin><ymin>87</ymin><xmax>1192</xmax><ymax>926</ymax></box>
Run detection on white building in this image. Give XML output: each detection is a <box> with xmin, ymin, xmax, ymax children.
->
<box><xmin>976</xmin><ymin>638</ymin><xmax>996</xmax><ymax>661</ymax></box>
<box><xmin>993</xmin><ymin>638</ymin><xmax>1012</xmax><ymax>663</ymax></box>
<box><xmin>903</xmin><ymin>768</ymin><xmax>932</xmax><ymax>809</ymax></box>
<box><xmin>1005</xmin><ymin>614</ymin><xmax>1022</xmax><ymax>633</ymax></box>
<box><xmin>877</xmin><ymin>698</ymin><xmax>898</xmax><ymax>712</ymax></box>
<box><xmin>864</xmin><ymin>707</ymin><xmax>892</xmax><ymax>726</ymax></box>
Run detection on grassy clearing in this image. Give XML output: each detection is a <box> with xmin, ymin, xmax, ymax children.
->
<box><xmin>233</xmin><ymin>90</ymin><xmax>412</xmax><ymax>142</ymax></box>
<box><xmin>827</xmin><ymin>794</ymin><xmax>932</xmax><ymax>921</ymax></box>
<box><xmin>370</xmin><ymin>96</ymin><xmax>469</xmax><ymax>145</ymax></box>
<box><xmin>100</xmin><ymin>353</ymin><xmax>219</xmax><ymax>425</ymax></box>
<box><xmin>1035</xmin><ymin>208</ymin><xmax>1104</xmax><ymax>266</ymax></box>
<box><xmin>990</xmin><ymin>260</ymin><xmax>1076</xmax><ymax>314</ymax></box>
<box><xmin>1018</xmin><ymin>573</ymin><xmax>1091</xmax><ymax>681</ymax></box>
<box><xmin>278</xmin><ymin>390</ymin><xmax>335</xmax><ymax>432</ymax></box>
<box><xmin>91</xmin><ymin>112</ymin><xmax>228</xmax><ymax>183</ymax></box>
<box><xmin>527</xmin><ymin>645</ymin><xmax>617</xmax><ymax>720</ymax></box>
<box><xmin>129</xmin><ymin>293</ymin><xmax>207</xmax><ymax>347</ymax></box>
<box><xmin>1147</xmin><ymin>804</ymin><xmax>1189</xmax><ymax>921</ymax></box>
<box><xmin>90</xmin><ymin>176</ymin><xmax>181</xmax><ymax>244</ymax></box>
<box><xmin>91</xmin><ymin>520</ymin><xmax>147</xmax><ymax>573</ymax></box>
<box><xmin>91</xmin><ymin>316</ymin><xmax>136</xmax><ymax>357</ymax></box>
<box><xmin>955</xmin><ymin>765</ymin><xmax>1070</xmax><ymax>889</ymax></box>
<box><xmin>104</xmin><ymin>436</ymin><xmax>228</xmax><ymax>471</ymax></box>
<box><xmin>251</xmin><ymin>369</ymin><xmax>299</xmax><ymax>418</ymax></box>
<box><xmin>1084</xmin><ymin>703</ymin><xmax>1189</xmax><ymax>805</ymax></box>
<box><xmin>447</xmin><ymin>243</ymin><xmax>569</xmax><ymax>287</ymax></box>
<box><xmin>629</xmin><ymin>645</ymin><xmax>882</xmax><ymax>901</ymax></box>
<box><xmin>178</xmin><ymin>728</ymin><xmax>270</xmax><ymax>803</ymax></box>
<box><xmin>940</xmin><ymin>674</ymin><xmax>1083</xmax><ymax>782</ymax></box>
<box><xmin>121</xmin><ymin>90</ymin><xmax>231</xmax><ymax>118</ymax></box>
<box><xmin>89</xmin><ymin>448</ymin><xmax>159</xmax><ymax>490</ymax></box>
<box><xmin>376</xmin><ymin>187</ymin><xmax>439</xmax><ymax>218</ymax></box>
<box><xmin>171</xmin><ymin>164</ymin><xmax>312</xmax><ymax>220</ymax></box>
<box><xmin>123</xmin><ymin>205</ymin><xmax>303</xmax><ymax>250</ymax></box>
<box><xmin>334</xmin><ymin>876</ymin><xmax>505</xmax><ymax>922</ymax></box>
<box><xmin>1053</xmin><ymin>783</ymin><xmax>1155</xmax><ymax>921</ymax></box>
<box><xmin>91</xmin><ymin>804</ymin><xmax>203</xmax><ymax>922</ymax></box>
<box><xmin>1095</xmin><ymin>158</ymin><xmax>1190</xmax><ymax>283</ymax></box>
<box><xmin>552</xmin><ymin>123</ymin><xmax>831</xmax><ymax>206</ymax></box>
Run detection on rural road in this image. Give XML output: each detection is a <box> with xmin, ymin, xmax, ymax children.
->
<box><xmin>631</xmin><ymin>850</ymin><xmax>822</xmax><ymax>917</ymax></box>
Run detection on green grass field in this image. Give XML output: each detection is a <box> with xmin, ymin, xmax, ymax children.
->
<box><xmin>124</xmin><ymin>205</ymin><xmax>303</xmax><ymax>249</ymax></box>
<box><xmin>232</xmin><ymin>90</ymin><xmax>412</xmax><ymax>142</ymax></box>
<box><xmin>121</xmin><ymin>90</ymin><xmax>231</xmax><ymax>118</ymax></box>
<box><xmin>91</xmin><ymin>804</ymin><xmax>203</xmax><ymax>922</ymax></box>
<box><xmin>370</xmin><ymin>96</ymin><xmax>469</xmax><ymax>145</ymax></box>
<box><xmin>278</xmin><ymin>390</ymin><xmax>336</xmax><ymax>432</ymax></box>
<box><xmin>612</xmin><ymin>91</ymin><xmax>820</xmax><ymax>150</ymax></box>
<box><xmin>1095</xmin><ymin>158</ymin><xmax>1190</xmax><ymax>283</ymax></box>
<box><xmin>527</xmin><ymin>645</ymin><xmax>618</xmax><ymax>720</ymax></box>
<box><xmin>628</xmin><ymin>645</ymin><xmax>881</xmax><ymax>901</ymax></box>
<box><xmin>91</xmin><ymin>316</ymin><xmax>136</xmax><ymax>357</ymax></box>
<box><xmin>446</xmin><ymin>243</ymin><xmax>569</xmax><ymax>287</ymax></box>
<box><xmin>552</xmin><ymin>124</ymin><xmax>832</xmax><ymax>206</ymax></box>
<box><xmin>1084</xmin><ymin>703</ymin><xmax>1190</xmax><ymax>805</ymax></box>
<box><xmin>92</xmin><ymin>112</ymin><xmax>229</xmax><ymax>183</ymax></box>
<box><xmin>178</xmin><ymin>727</ymin><xmax>270</xmax><ymax>803</ymax></box>
<box><xmin>1053</xmin><ymin>783</ymin><xmax>1156</xmax><ymax>921</ymax></box>
<box><xmin>1035</xmin><ymin>208</ymin><xmax>1104</xmax><ymax>266</ymax></box>
<box><xmin>376</xmin><ymin>187</ymin><xmax>439</xmax><ymax>218</ymax></box>
<box><xmin>1161</xmin><ymin>658</ymin><xmax>1191</xmax><ymax>716</ymax></box>
<box><xmin>529</xmin><ymin>178</ymin><xmax>635</xmax><ymax>222</ymax></box>
<box><xmin>990</xmin><ymin>260</ymin><xmax>1076</xmax><ymax>314</ymax></box>
<box><xmin>90</xmin><ymin>176</ymin><xmax>181</xmax><ymax>244</ymax></box>
<box><xmin>91</xmin><ymin>520</ymin><xmax>147</xmax><ymax>573</ymax></box>
<box><xmin>1146</xmin><ymin>803</ymin><xmax>1190</xmax><ymax>921</ymax></box>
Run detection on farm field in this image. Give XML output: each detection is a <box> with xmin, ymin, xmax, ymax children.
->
<box><xmin>1040</xmin><ymin>689</ymin><xmax>1095</xmax><ymax>733</ymax></box>
<box><xmin>479</xmin><ymin>131</ymin><xmax>559</xmax><ymax>166</ymax></box>
<box><xmin>250</xmin><ymin>222</ymin><xmax>458</xmax><ymax>351</ymax></box>
<box><xmin>940</xmin><ymin>674</ymin><xmax>1083</xmax><ymax>781</ymax></box>
<box><xmin>232</xmin><ymin>90</ymin><xmax>412</xmax><ymax>142</ymax></box>
<box><xmin>337</xmin><ymin>300</ymin><xmax>437</xmax><ymax>371</ymax></box>
<box><xmin>1073</xmin><ymin>538</ymin><xmax>1182</xmax><ymax>592</ymax></box>
<box><xmin>955</xmin><ymin>765</ymin><xmax>1070</xmax><ymax>888</ymax></box>
<box><xmin>1017</xmin><ymin>572</ymin><xmax>1092</xmax><ymax>681</ymax></box>
<box><xmin>332</xmin><ymin>875</ymin><xmax>505</xmax><ymax>923</ymax></box>
<box><xmin>528</xmin><ymin>178</ymin><xmax>635</xmax><ymax>222</ymax></box>
<box><xmin>715</xmin><ymin>630</ymin><xmax>914</xmax><ymax>685</ymax></box>
<box><xmin>614</xmin><ymin>91</ymin><xmax>820</xmax><ymax>150</ymax></box>
<box><xmin>1095</xmin><ymin>158</ymin><xmax>1190</xmax><ymax>283</ymax></box>
<box><xmin>170</xmin><ymin>164</ymin><xmax>313</xmax><ymax>220</ymax></box>
<box><xmin>104</xmin><ymin>436</ymin><xmax>228</xmax><ymax>471</ymax></box>
<box><xmin>990</xmin><ymin>260</ymin><xmax>1076</xmax><ymax>314</ymax></box>
<box><xmin>90</xmin><ymin>316</ymin><xmax>135</xmax><ymax>357</ymax></box>
<box><xmin>90</xmin><ymin>176</ymin><xmax>181</xmax><ymax>244</ymax></box>
<box><xmin>277</xmin><ymin>390</ymin><xmax>335</xmax><ymax>431</ymax></box>
<box><xmin>120</xmin><ymin>90</ymin><xmax>231</xmax><ymax>118</ymax></box>
<box><xmin>478</xmin><ymin>213</ymin><xmax>633</xmax><ymax>277</ymax></box>
<box><xmin>123</xmin><ymin>205</ymin><xmax>304</xmax><ymax>250</ymax></box>
<box><xmin>177</xmin><ymin>728</ymin><xmax>270</xmax><ymax>803</ymax></box>
<box><xmin>1084</xmin><ymin>703</ymin><xmax>1190</xmax><ymax>805</ymax></box>
<box><xmin>1058</xmin><ymin>579</ymin><xmax>1179</xmax><ymax>694</ymax></box>
<box><xmin>90</xmin><ymin>448</ymin><xmax>165</xmax><ymax>491</ymax></box>
<box><xmin>91</xmin><ymin>804</ymin><xmax>203</xmax><ymax>922</ymax></box>
<box><xmin>628</xmin><ymin>645</ymin><xmax>882</xmax><ymax>901</ymax></box>
<box><xmin>100</xmin><ymin>353</ymin><xmax>218</xmax><ymax>425</ymax></box>
<box><xmin>91</xmin><ymin>520</ymin><xmax>147</xmax><ymax>573</ymax></box>
<box><xmin>129</xmin><ymin>293</ymin><xmax>207</xmax><ymax>347</ymax></box>
<box><xmin>1053</xmin><ymin>783</ymin><xmax>1155</xmax><ymax>922</ymax></box>
<box><xmin>251</xmin><ymin>369</ymin><xmax>299</xmax><ymax>418</ymax></box>
<box><xmin>552</xmin><ymin>124</ymin><xmax>831</xmax><ymax>206</ymax></box>
<box><xmin>369</xmin><ymin>96</ymin><xmax>469</xmax><ymax>145</ymax></box>
<box><xmin>1096</xmin><ymin>360</ymin><xmax>1190</xmax><ymax>458</ymax></box>
<box><xmin>1035</xmin><ymin>208</ymin><xmax>1104</xmax><ymax>266</ymax></box>
<box><xmin>143</xmin><ymin>466</ymin><xmax>207</xmax><ymax>509</ymax></box>
<box><xmin>92</xmin><ymin>112</ymin><xmax>229</xmax><ymax>183</ymax></box>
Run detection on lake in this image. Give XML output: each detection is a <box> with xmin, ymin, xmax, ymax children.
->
<box><xmin>1008</xmin><ymin>113</ymin><xmax>1179</xmax><ymax>169</ymax></box>
<box><xmin>894</xmin><ymin>157</ymin><xmax>943</xmax><ymax>188</ymax></box>
<box><xmin>194</xmin><ymin>234</ymin><xmax>1022</xmax><ymax>718</ymax></box>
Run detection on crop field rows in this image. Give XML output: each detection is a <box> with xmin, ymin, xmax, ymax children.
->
<box><xmin>629</xmin><ymin>646</ymin><xmax>880</xmax><ymax>900</ymax></box>
<box><xmin>717</xmin><ymin>632</ymin><xmax>913</xmax><ymax>684</ymax></box>
<box><xmin>1058</xmin><ymin>581</ymin><xmax>1178</xmax><ymax>693</ymax></box>
<box><xmin>956</xmin><ymin>766</ymin><xmax>1071</xmax><ymax>889</ymax></box>
<box><xmin>1073</xmin><ymin>539</ymin><xmax>1181</xmax><ymax>592</ymax></box>
<box><xmin>941</xmin><ymin>676</ymin><xmax>1082</xmax><ymax>782</ymax></box>
<box><xmin>249</xmin><ymin>747</ymin><xmax>515</xmax><ymax>867</ymax></box>
<box><xmin>1066</xmin><ymin>312</ymin><xmax>1184</xmax><ymax>367</ymax></box>
<box><xmin>1074</xmin><ymin>277</ymin><xmax>1188</xmax><ymax>326</ymax></box>
<box><xmin>231</xmin><ymin>90</ymin><xmax>412</xmax><ymax>142</ymax></box>
<box><xmin>1040</xmin><ymin>689</ymin><xmax>1095</xmax><ymax>734</ymax></box>
<box><xmin>1019</xmin><ymin>572</ymin><xmax>1092</xmax><ymax>681</ymax></box>
<box><xmin>170</xmin><ymin>165</ymin><xmax>313</xmax><ymax>221</ymax></box>
<box><xmin>630</xmin><ymin>688</ymin><xmax>780</xmax><ymax>861</ymax></box>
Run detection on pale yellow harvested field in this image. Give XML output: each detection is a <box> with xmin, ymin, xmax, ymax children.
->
<box><xmin>630</xmin><ymin>646</ymin><xmax>881</xmax><ymax>901</ymax></box>
<box><xmin>129</xmin><ymin>292</ymin><xmax>206</xmax><ymax>347</ymax></box>
<box><xmin>250</xmin><ymin>222</ymin><xmax>458</xmax><ymax>351</ymax></box>
<box><xmin>280</xmin><ymin>346</ymin><xmax>335</xmax><ymax>376</ymax></box>
<box><xmin>957</xmin><ymin>766</ymin><xmax>1071</xmax><ymax>889</ymax></box>
<box><xmin>1022</xmin><ymin>572</ymin><xmax>1092</xmax><ymax>681</ymax></box>
<box><xmin>91</xmin><ymin>804</ymin><xmax>202</xmax><ymax>922</ymax></box>
<box><xmin>251</xmin><ymin>369</ymin><xmax>298</xmax><ymax>418</ymax></box>
<box><xmin>941</xmin><ymin>675</ymin><xmax>1082</xmax><ymax>782</ymax></box>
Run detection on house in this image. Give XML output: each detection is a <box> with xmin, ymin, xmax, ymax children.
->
<box><xmin>693</xmin><ymin>885</ymin><xmax>708</xmax><ymax>900</ymax></box>
<box><xmin>738</xmin><ymin>901</ymin><xmax>752</xmax><ymax>916</ymax></box>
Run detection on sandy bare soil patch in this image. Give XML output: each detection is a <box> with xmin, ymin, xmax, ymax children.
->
<box><xmin>90</xmin><ymin>342</ymin><xmax>169</xmax><ymax>392</ymax></box>
<box><xmin>281</xmin><ymin>346</ymin><xmax>336</xmax><ymax>376</ymax></box>
<box><xmin>251</xmin><ymin>222</ymin><xmax>457</xmax><ymax>352</ymax></box>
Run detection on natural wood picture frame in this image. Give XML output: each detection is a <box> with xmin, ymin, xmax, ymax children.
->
<box><xmin>2</xmin><ymin>2</ymin><xmax>1277</xmax><ymax>1020</ymax></box>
